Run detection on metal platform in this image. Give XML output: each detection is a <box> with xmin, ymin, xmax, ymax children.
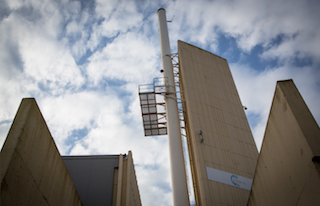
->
<box><xmin>139</xmin><ymin>78</ymin><xmax>168</xmax><ymax>136</ymax></box>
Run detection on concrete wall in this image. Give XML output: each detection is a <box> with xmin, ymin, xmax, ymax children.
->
<box><xmin>178</xmin><ymin>41</ymin><xmax>258</xmax><ymax>206</ymax></box>
<box><xmin>115</xmin><ymin>151</ymin><xmax>141</xmax><ymax>206</ymax></box>
<box><xmin>248</xmin><ymin>80</ymin><xmax>320</xmax><ymax>206</ymax></box>
<box><xmin>1</xmin><ymin>98</ymin><xmax>82</xmax><ymax>206</ymax></box>
<box><xmin>63</xmin><ymin>153</ymin><xmax>142</xmax><ymax>206</ymax></box>
<box><xmin>62</xmin><ymin>155</ymin><xmax>120</xmax><ymax>206</ymax></box>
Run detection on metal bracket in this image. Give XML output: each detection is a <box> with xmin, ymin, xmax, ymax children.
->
<box><xmin>199</xmin><ymin>130</ymin><xmax>204</xmax><ymax>143</ymax></box>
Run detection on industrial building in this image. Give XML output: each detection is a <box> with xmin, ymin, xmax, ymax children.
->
<box><xmin>63</xmin><ymin>152</ymin><xmax>141</xmax><ymax>206</ymax></box>
<box><xmin>1</xmin><ymin>8</ymin><xmax>319</xmax><ymax>206</ymax></box>
<box><xmin>139</xmin><ymin>38</ymin><xmax>258</xmax><ymax>205</ymax></box>
<box><xmin>0</xmin><ymin>98</ymin><xmax>141</xmax><ymax>206</ymax></box>
<box><xmin>138</xmin><ymin>8</ymin><xmax>319</xmax><ymax>206</ymax></box>
<box><xmin>179</xmin><ymin>41</ymin><xmax>258</xmax><ymax>205</ymax></box>
<box><xmin>174</xmin><ymin>43</ymin><xmax>320</xmax><ymax>205</ymax></box>
<box><xmin>139</xmin><ymin>8</ymin><xmax>258</xmax><ymax>205</ymax></box>
<box><xmin>171</xmin><ymin>42</ymin><xmax>319</xmax><ymax>206</ymax></box>
<box><xmin>248</xmin><ymin>80</ymin><xmax>320</xmax><ymax>206</ymax></box>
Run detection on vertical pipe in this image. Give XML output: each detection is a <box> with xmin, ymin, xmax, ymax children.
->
<box><xmin>157</xmin><ymin>8</ymin><xmax>190</xmax><ymax>206</ymax></box>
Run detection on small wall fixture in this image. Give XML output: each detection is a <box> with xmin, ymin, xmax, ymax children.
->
<box><xmin>199</xmin><ymin>130</ymin><xmax>204</xmax><ymax>143</ymax></box>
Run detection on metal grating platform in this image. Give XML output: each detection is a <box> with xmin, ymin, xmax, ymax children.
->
<box><xmin>139</xmin><ymin>78</ymin><xmax>167</xmax><ymax>136</ymax></box>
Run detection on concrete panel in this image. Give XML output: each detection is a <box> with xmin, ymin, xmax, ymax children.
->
<box><xmin>1</xmin><ymin>98</ymin><xmax>82</xmax><ymax>206</ymax></box>
<box><xmin>178</xmin><ymin>41</ymin><xmax>258</xmax><ymax>206</ymax></box>
<box><xmin>248</xmin><ymin>80</ymin><xmax>320</xmax><ymax>206</ymax></box>
<box><xmin>62</xmin><ymin>155</ymin><xmax>120</xmax><ymax>206</ymax></box>
<box><xmin>62</xmin><ymin>152</ymin><xmax>141</xmax><ymax>206</ymax></box>
<box><xmin>117</xmin><ymin>151</ymin><xmax>142</xmax><ymax>206</ymax></box>
<box><xmin>126</xmin><ymin>151</ymin><xmax>142</xmax><ymax>206</ymax></box>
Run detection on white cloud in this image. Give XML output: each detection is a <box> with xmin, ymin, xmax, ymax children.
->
<box><xmin>1</xmin><ymin>0</ymin><xmax>320</xmax><ymax>205</ymax></box>
<box><xmin>86</xmin><ymin>0</ymin><xmax>144</xmax><ymax>51</ymax></box>
<box><xmin>40</xmin><ymin>91</ymin><xmax>120</xmax><ymax>151</ymax></box>
<box><xmin>231</xmin><ymin>63</ymin><xmax>320</xmax><ymax>149</ymax></box>
<box><xmin>136</xmin><ymin>164</ymin><xmax>173</xmax><ymax>206</ymax></box>
<box><xmin>163</xmin><ymin>0</ymin><xmax>320</xmax><ymax>151</ymax></box>
<box><xmin>0</xmin><ymin>1</ymin><xmax>85</xmax><ymax>93</ymax></box>
<box><xmin>86</xmin><ymin>31</ymin><xmax>159</xmax><ymax>85</ymax></box>
<box><xmin>167</xmin><ymin>0</ymin><xmax>320</xmax><ymax>60</ymax></box>
<box><xmin>261</xmin><ymin>32</ymin><xmax>320</xmax><ymax>64</ymax></box>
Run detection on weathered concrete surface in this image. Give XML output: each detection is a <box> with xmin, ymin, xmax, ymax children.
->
<box><xmin>178</xmin><ymin>41</ymin><xmax>258</xmax><ymax>206</ymax></box>
<box><xmin>114</xmin><ymin>151</ymin><xmax>142</xmax><ymax>206</ymax></box>
<box><xmin>62</xmin><ymin>151</ymin><xmax>141</xmax><ymax>206</ymax></box>
<box><xmin>248</xmin><ymin>80</ymin><xmax>320</xmax><ymax>206</ymax></box>
<box><xmin>123</xmin><ymin>151</ymin><xmax>141</xmax><ymax>206</ymax></box>
<box><xmin>62</xmin><ymin>155</ymin><xmax>120</xmax><ymax>206</ymax></box>
<box><xmin>1</xmin><ymin>98</ymin><xmax>82</xmax><ymax>206</ymax></box>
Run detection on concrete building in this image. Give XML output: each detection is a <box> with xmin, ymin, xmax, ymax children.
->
<box><xmin>2</xmin><ymin>41</ymin><xmax>319</xmax><ymax>206</ymax></box>
<box><xmin>178</xmin><ymin>41</ymin><xmax>259</xmax><ymax>205</ymax></box>
<box><xmin>139</xmin><ymin>10</ymin><xmax>259</xmax><ymax>205</ymax></box>
<box><xmin>247</xmin><ymin>80</ymin><xmax>320</xmax><ymax>206</ymax></box>
<box><xmin>1</xmin><ymin>98</ymin><xmax>82</xmax><ymax>206</ymax></box>
<box><xmin>63</xmin><ymin>152</ymin><xmax>141</xmax><ymax>206</ymax></box>
<box><xmin>1</xmin><ymin>98</ymin><xmax>141</xmax><ymax>206</ymax></box>
<box><xmin>139</xmin><ymin>38</ymin><xmax>320</xmax><ymax>206</ymax></box>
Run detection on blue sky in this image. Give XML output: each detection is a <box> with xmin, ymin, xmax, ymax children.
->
<box><xmin>1</xmin><ymin>0</ymin><xmax>320</xmax><ymax>205</ymax></box>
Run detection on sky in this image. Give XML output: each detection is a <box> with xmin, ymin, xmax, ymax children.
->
<box><xmin>1</xmin><ymin>0</ymin><xmax>319</xmax><ymax>205</ymax></box>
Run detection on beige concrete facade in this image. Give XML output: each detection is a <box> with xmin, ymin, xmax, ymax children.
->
<box><xmin>178</xmin><ymin>41</ymin><xmax>258</xmax><ymax>206</ymax></box>
<box><xmin>113</xmin><ymin>151</ymin><xmax>142</xmax><ymax>206</ymax></box>
<box><xmin>1</xmin><ymin>98</ymin><xmax>83</xmax><ymax>206</ymax></box>
<box><xmin>248</xmin><ymin>79</ymin><xmax>320</xmax><ymax>206</ymax></box>
<box><xmin>1</xmin><ymin>98</ymin><xmax>142</xmax><ymax>206</ymax></box>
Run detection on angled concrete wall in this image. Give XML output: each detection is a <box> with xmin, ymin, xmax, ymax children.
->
<box><xmin>63</xmin><ymin>151</ymin><xmax>141</xmax><ymax>206</ymax></box>
<box><xmin>62</xmin><ymin>155</ymin><xmax>120</xmax><ymax>206</ymax></box>
<box><xmin>248</xmin><ymin>80</ymin><xmax>320</xmax><ymax>206</ymax></box>
<box><xmin>1</xmin><ymin>98</ymin><xmax>82</xmax><ymax>206</ymax></box>
<box><xmin>178</xmin><ymin>41</ymin><xmax>258</xmax><ymax>206</ymax></box>
<box><xmin>125</xmin><ymin>151</ymin><xmax>142</xmax><ymax>206</ymax></box>
<box><xmin>116</xmin><ymin>151</ymin><xmax>142</xmax><ymax>206</ymax></box>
